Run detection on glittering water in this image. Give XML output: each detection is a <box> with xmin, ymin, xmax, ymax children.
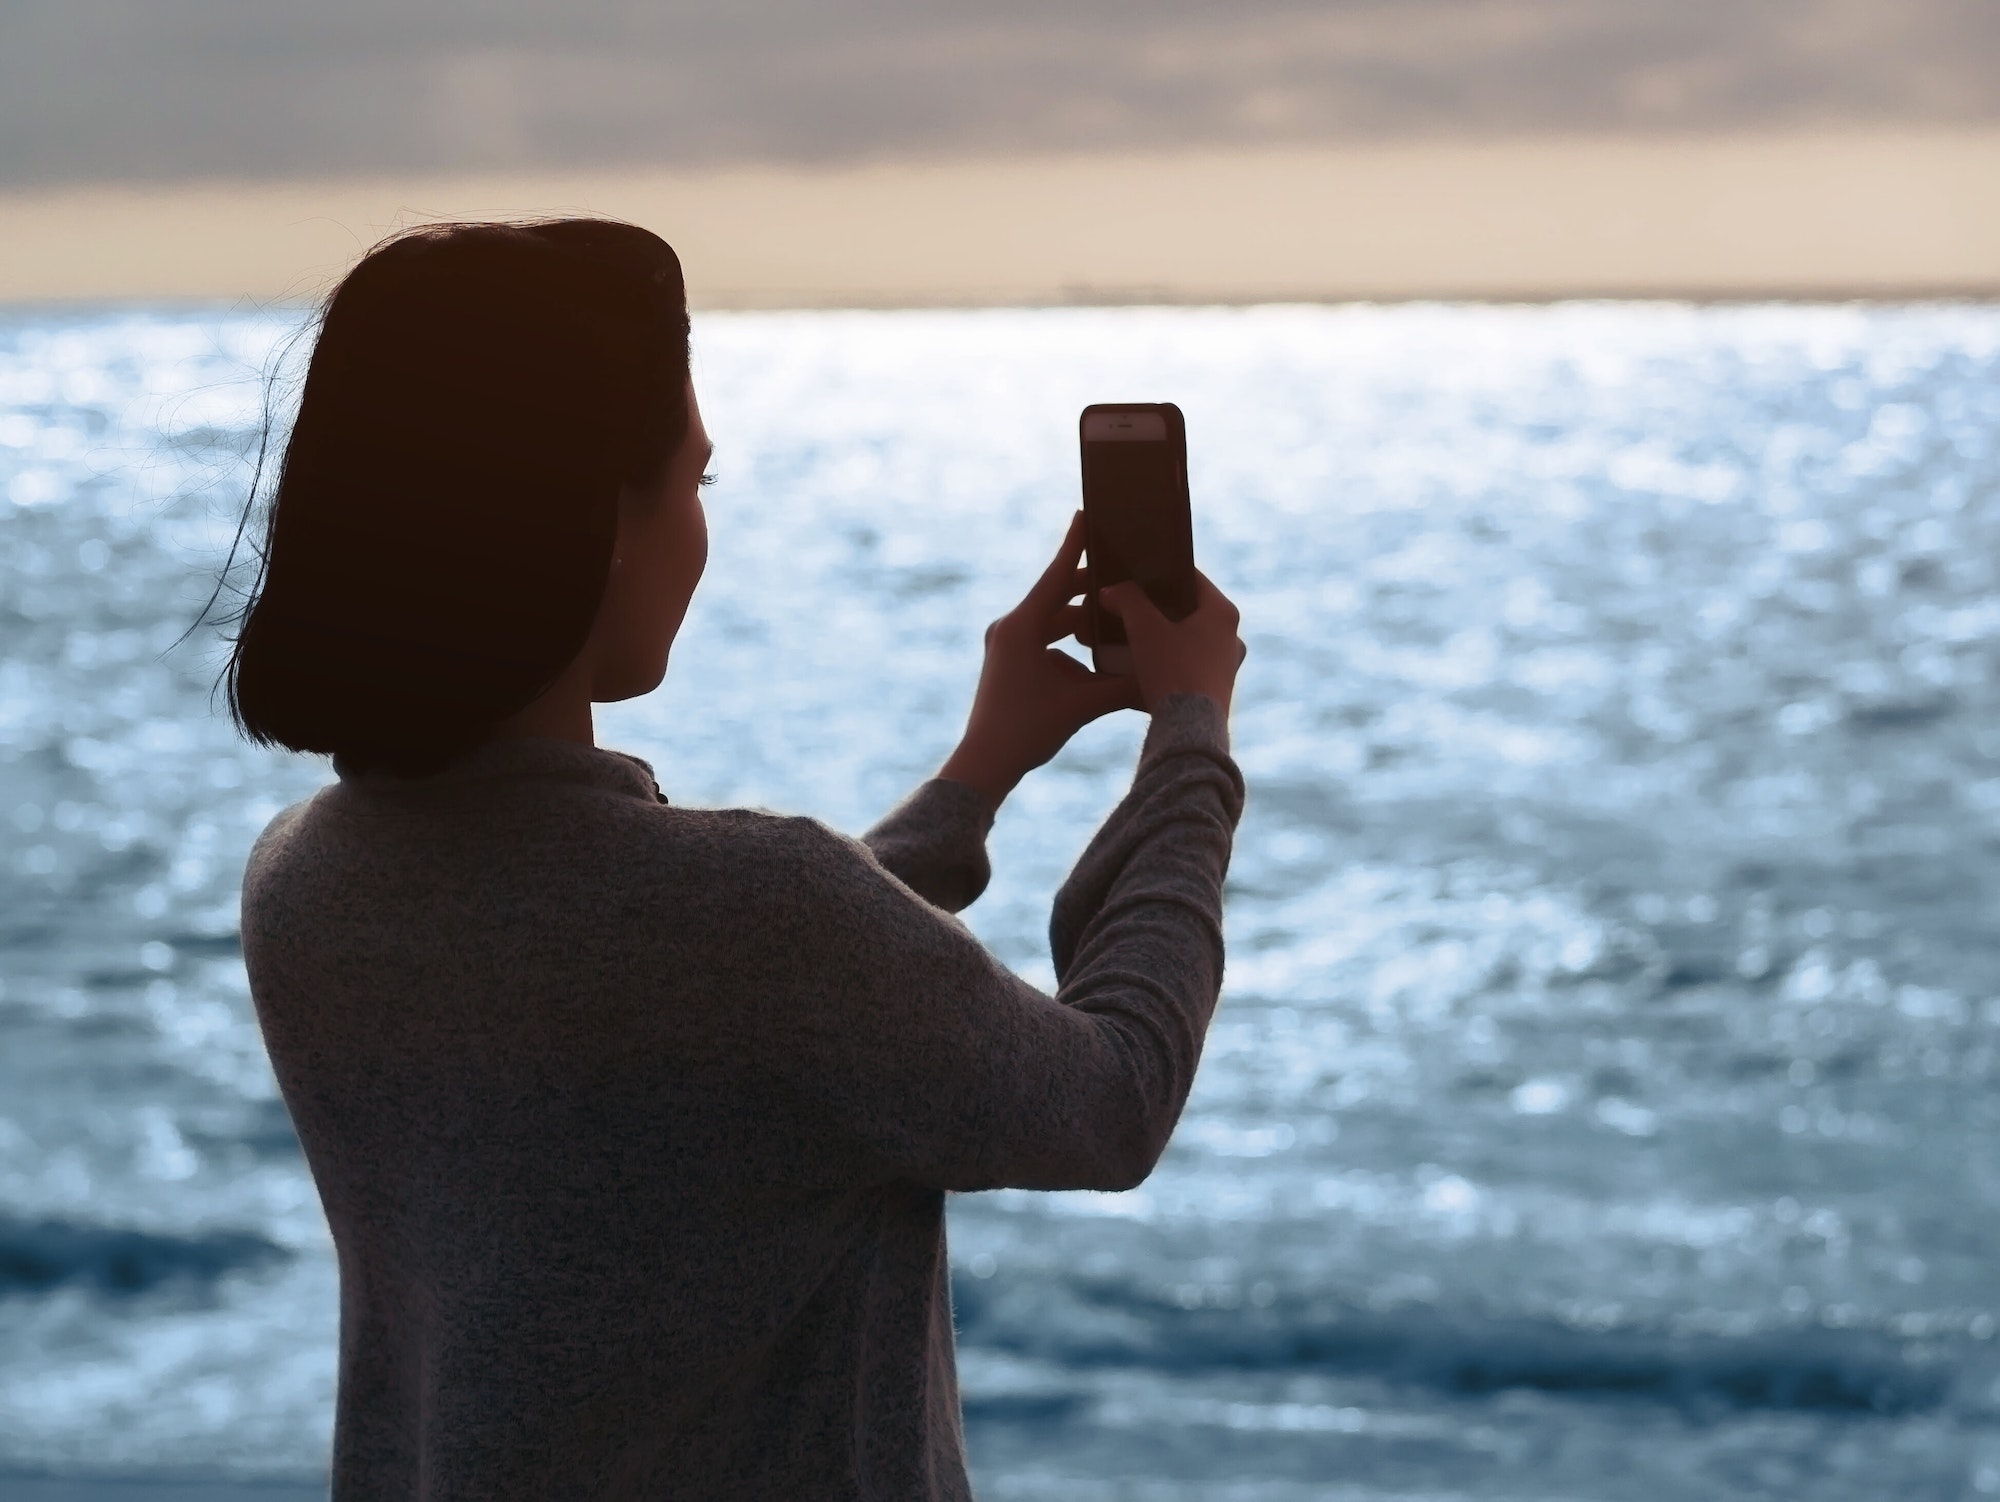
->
<box><xmin>3</xmin><ymin>303</ymin><xmax>2000</xmax><ymax>1500</ymax></box>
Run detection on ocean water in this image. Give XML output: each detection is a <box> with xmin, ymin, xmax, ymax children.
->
<box><xmin>2</xmin><ymin>301</ymin><xmax>2000</xmax><ymax>1500</ymax></box>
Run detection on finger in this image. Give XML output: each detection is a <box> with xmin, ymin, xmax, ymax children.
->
<box><xmin>1042</xmin><ymin>602</ymin><xmax>1090</xmax><ymax>646</ymax></box>
<box><xmin>1077</xmin><ymin>667</ymin><xmax>1145</xmax><ymax>719</ymax></box>
<box><xmin>1010</xmin><ymin>569</ymin><xmax>1091</xmax><ymax>632</ymax></box>
<box><xmin>1101</xmin><ymin>579</ymin><xmax>1168</xmax><ymax>628</ymax></box>
<box><xmin>1025</xmin><ymin>512</ymin><xmax>1088</xmax><ymax>611</ymax></box>
<box><xmin>1041</xmin><ymin>646</ymin><xmax>1096</xmax><ymax>680</ymax></box>
<box><xmin>1048</xmin><ymin>653</ymin><xmax>1143</xmax><ymax>718</ymax></box>
<box><xmin>1189</xmin><ymin>567</ymin><xmax>1241</xmax><ymax>622</ymax></box>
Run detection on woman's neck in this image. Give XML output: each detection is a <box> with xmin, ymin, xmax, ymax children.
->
<box><xmin>488</xmin><ymin>658</ymin><xmax>597</xmax><ymax>747</ymax></box>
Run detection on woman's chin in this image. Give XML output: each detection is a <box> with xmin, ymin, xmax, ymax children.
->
<box><xmin>595</xmin><ymin>659</ymin><xmax>669</xmax><ymax>705</ymax></box>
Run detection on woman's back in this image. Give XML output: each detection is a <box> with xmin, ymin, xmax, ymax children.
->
<box><xmin>242</xmin><ymin>706</ymin><xmax>1241</xmax><ymax>1499</ymax></box>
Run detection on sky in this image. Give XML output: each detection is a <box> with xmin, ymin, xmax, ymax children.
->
<box><xmin>5</xmin><ymin>0</ymin><xmax>2000</xmax><ymax>189</ymax></box>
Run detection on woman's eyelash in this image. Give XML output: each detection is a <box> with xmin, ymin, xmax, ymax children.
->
<box><xmin>699</xmin><ymin>471</ymin><xmax>719</xmax><ymax>488</ymax></box>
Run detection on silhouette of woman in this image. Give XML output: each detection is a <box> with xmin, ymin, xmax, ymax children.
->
<box><xmin>228</xmin><ymin>219</ymin><xmax>1246</xmax><ymax>1500</ymax></box>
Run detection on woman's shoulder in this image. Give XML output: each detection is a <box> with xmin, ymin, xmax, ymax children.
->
<box><xmin>241</xmin><ymin>792</ymin><xmax>325</xmax><ymax>885</ymax></box>
<box><xmin>239</xmin><ymin>779</ymin><xmax>889</xmax><ymax>934</ymax></box>
<box><xmin>636</xmin><ymin>806</ymin><xmax>938</xmax><ymax>941</ymax></box>
<box><xmin>238</xmin><ymin>788</ymin><xmax>355</xmax><ymax>952</ymax></box>
<box><xmin>663</xmin><ymin>805</ymin><xmax>877</xmax><ymax>884</ymax></box>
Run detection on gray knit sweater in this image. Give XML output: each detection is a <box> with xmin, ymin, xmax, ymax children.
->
<box><xmin>240</xmin><ymin>692</ymin><xmax>1244</xmax><ymax>1500</ymax></box>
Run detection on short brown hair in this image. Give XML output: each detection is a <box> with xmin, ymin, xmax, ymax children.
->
<box><xmin>221</xmin><ymin>219</ymin><xmax>690</xmax><ymax>776</ymax></box>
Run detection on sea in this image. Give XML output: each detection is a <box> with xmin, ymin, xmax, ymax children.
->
<box><xmin>2</xmin><ymin>301</ymin><xmax>1999</xmax><ymax>1501</ymax></box>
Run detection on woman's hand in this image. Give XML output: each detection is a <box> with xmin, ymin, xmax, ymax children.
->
<box><xmin>937</xmin><ymin>513</ymin><xmax>1142</xmax><ymax>812</ymax></box>
<box><xmin>1098</xmin><ymin>568</ymin><xmax>1246</xmax><ymax>718</ymax></box>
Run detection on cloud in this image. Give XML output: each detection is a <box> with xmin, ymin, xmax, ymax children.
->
<box><xmin>3</xmin><ymin>0</ymin><xmax>1999</xmax><ymax>187</ymax></box>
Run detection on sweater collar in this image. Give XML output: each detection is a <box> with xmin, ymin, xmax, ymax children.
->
<box><xmin>332</xmin><ymin>736</ymin><xmax>667</xmax><ymax>805</ymax></box>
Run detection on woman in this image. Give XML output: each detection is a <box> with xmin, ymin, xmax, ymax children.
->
<box><xmin>233</xmin><ymin>219</ymin><xmax>1245</xmax><ymax>1500</ymax></box>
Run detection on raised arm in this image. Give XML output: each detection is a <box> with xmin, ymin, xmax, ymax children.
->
<box><xmin>744</xmin><ymin>693</ymin><xmax>1242</xmax><ymax>1193</ymax></box>
<box><xmin>860</xmin><ymin>511</ymin><xmax>1134</xmax><ymax>912</ymax></box>
<box><xmin>747</xmin><ymin>542</ymin><xmax>1246</xmax><ymax>1190</ymax></box>
<box><xmin>860</xmin><ymin>779</ymin><xmax>994</xmax><ymax>913</ymax></box>
<box><xmin>758</xmin><ymin>521</ymin><xmax>1247</xmax><ymax>1191</ymax></box>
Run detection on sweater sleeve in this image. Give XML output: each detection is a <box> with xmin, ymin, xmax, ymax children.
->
<box><xmin>742</xmin><ymin>693</ymin><xmax>1243</xmax><ymax>1194</ymax></box>
<box><xmin>859</xmin><ymin>778</ymin><xmax>995</xmax><ymax>913</ymax></box>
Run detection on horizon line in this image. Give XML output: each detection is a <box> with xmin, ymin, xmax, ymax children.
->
<box><xmin>4</xmin><ymin>129</ymin><xmax>1997</xmax><ymax>308</ymax></box>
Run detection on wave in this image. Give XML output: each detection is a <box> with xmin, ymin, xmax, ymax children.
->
<box><xmin>951</xmin><ymin>1275</ymin><xmax>1959</xmax><ymax>1416</ymax></box>
<box><xmin>0</xmin><ymin>1216</ymin><xmax>290</xmax><ymax>1298</ymax></box>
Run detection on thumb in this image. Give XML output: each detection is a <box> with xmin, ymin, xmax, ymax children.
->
<box><xmin>1100</xmin><ymin>580</ymin><xmax>1165</xmax><ymax>628</ymax></box>
<box><xmin>1078</xmin><ymin>665</ymin><xmax>1145</xmax><ymax>719</ymax></box>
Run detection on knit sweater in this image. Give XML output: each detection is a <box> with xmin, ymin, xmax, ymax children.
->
<box><xmin>239</xmin><ymin>692</ymin><xmax>1245</xmax><ymax>1500</ymax></box>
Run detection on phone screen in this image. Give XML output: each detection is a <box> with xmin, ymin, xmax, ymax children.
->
<box><xmin>1081</xmin><ymin>406</ymin><xmax>1194</xmax><ymax>665</ymax></box>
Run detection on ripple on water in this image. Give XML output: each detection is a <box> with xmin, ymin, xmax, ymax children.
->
<box><xmin>3</xmin><ymin>303</ymin><xmax>2000</xmax><ymax>1496</ymax></box>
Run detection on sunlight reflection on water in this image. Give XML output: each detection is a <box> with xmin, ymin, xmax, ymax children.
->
<box><xmin>2</xmin><ymin>303</ymin><xmax>1999</xmax><ymax>1498</ymax></box>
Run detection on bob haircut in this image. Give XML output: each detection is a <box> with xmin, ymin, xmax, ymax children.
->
<box><xmin>223</xmin><ymin>218</ymin><xmax>691</xmax><ymax>778</ymax></box>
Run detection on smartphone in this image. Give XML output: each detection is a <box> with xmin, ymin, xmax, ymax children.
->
<box><xmin>1079</xmin><ymin>402</ymin><xmax>1196</xmax><ymax>675</ymax></box>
